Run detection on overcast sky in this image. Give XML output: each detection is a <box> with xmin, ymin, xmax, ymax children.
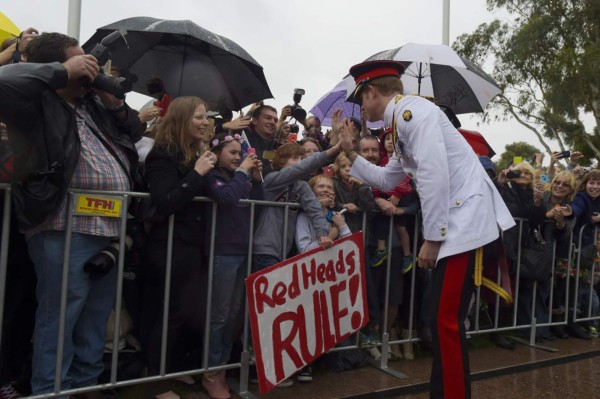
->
<box><xmin>2</xmin><ymin>0</ymin><xmax>562</xmax><ymax>161</ymax></box>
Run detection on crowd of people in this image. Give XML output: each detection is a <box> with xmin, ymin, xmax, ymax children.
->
<box><xmin>0</xmin><ymin>29</ymin><xmax>599</xmax><ymax>399</ymax></box>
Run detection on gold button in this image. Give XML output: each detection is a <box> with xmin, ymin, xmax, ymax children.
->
<box><xmin>455</xmin><ymin>200</ymin><xmax>461</xmax><ymax>206</ymax></box>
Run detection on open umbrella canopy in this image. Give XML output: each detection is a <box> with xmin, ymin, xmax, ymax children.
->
<box><xmin>309</xmin><ymin>77</ymin><xmax>384</xmax><ymax>129</ymax></box>
<box><xmin>0</xmin><ymin>12</ymin><xmax>19</xmax><ymax>45</ymax></box>
<box><xmin>83</xmin><ymin>16</ymin><xmax>273</xmax><ymax>111</ymax></box>
<box><xmin>361</xmin><ymin>42</ymin><xmax>501</xmax><ymax>114</ymax></box>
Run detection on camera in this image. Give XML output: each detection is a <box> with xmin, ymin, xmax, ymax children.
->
<box><xmin>290</xmin><ymin>124</ymin><xmax>300</xmax><ymax>134</ymax></box>
<box><xmin>83</xmin><ymin>29</ymin><xmax>132</xmax><ymax>99</ymax></box>
<box><xmin>84</xmin><ymin>236</ymin><xmax>133</xmax><ymax>280</ymax></box>
<box><xmin>556</xmin><ymin>150</ymin><xmax>571</xmax><ymax>160</ymax></box>
<box><xmin>290</xmin><ymin>88</ymin><xmax>307</xmax><ymax>121</ymax></box>
<box><xmin>506</xmin><ymin>170</ymin><xmax>522</xmax><ymax>179</ymax></box>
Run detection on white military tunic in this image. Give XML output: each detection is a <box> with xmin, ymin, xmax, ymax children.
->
<box><xmin>351</xmin><ymin>95</ymin><xmax>515</xmax><ymax>261</ymax></box>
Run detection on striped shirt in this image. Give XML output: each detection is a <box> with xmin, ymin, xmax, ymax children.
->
<box><xmin>26</xmin><ymin>105</ymin><xmax>130</xmax><ymax>239</ymax></box>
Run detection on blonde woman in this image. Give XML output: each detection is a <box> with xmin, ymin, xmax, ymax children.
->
<box><xmin>143</xmin><ymin>96</ymin><xmax>216</xmax><ymax>376</ymax></box>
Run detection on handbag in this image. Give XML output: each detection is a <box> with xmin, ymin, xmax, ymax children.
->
<box><xmin>519</xmin><ymin>228</ymin><xmax>554</xmax><ymax>282</ymax></box>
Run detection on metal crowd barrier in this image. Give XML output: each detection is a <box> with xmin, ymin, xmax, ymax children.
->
<box><xmin>1</xmin><ymin>183</ymin><xmax>599</xmax><ymax>398</ymax></box>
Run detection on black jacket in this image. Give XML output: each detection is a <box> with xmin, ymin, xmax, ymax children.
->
<box><xmin>0</xmin><ymin>62</ymin><xmax>143</xmax><ymax>229</ymax></box>
<box><xmin>145</xmin><ymin>146</ymin><xmax>206</xmax><ymax>246</ymax></box>
<box><xmin>495</xmin><ymin>181</ymin><xmax>545</xmax><ymax>261</ymax></box>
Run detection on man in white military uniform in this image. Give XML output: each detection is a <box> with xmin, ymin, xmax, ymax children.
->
<box><xmin>339</xmin><ymin>60</ymin><xmax>514</xmax><ymax>399</ymax></box>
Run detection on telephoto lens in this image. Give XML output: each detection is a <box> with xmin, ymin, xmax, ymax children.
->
<box><xmin>84</xmin><ymin>236</ymin><xmax>133</xmax><ymax>280</ymax></box>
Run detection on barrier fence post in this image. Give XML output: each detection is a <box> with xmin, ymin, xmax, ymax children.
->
<box><xmin>237</xmin><ymin>201</ymin><xmax>257</xmax><ymax>399</ymax></box>
<box><xmin>0</xmin><ymin>185</ymin><xmax>11</xmax><ymax>356</ymax></box>
<box><xmin>202</xmin><ymin>201</ymin><xmax>218</xmax><ymax>371</ymax></box>
<box><xmin>54</xmin><ymin>193</ymin><xmax>75</xmax><ymax>394</ymax></box>
<box><xmin>159</xmin><ymin>214</ymin><xmax>176</xmax><ymax>376</ymax></box>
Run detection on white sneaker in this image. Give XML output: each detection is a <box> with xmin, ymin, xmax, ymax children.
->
<box><xmin>368</xmin><ymin>346</ymin><xmax>381</xmax><ymax>360</ymax></box>
<box><xmin>277</xmin><ymin>378</ymin><xmax>294</xmax><ymax>388</ymax></box>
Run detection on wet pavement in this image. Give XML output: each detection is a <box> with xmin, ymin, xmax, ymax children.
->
<box><xmin>117</xmin><ymin>334</ymin><xmax>600</xmax><ymax>398</ymax></box>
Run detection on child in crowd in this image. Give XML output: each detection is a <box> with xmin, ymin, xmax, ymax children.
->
<box><xmin>294</xmin><ymin>174</ymin><xmax>351</xmax><ymax>381</ymax></box>
<box><xmin>331</xmin><ymin>152</ymin><xmax>385</xmax><ymax>355</ymax></box>
<box><xmin>371</xmin><ymin>129</ymin><xmax>418</xmax><ymax>272</ymax></box>
<box><xmin>298</xmin><ymin>137</ymin><xmax>328</xmax><ymax>179</ymax></box>
<box><xmin>332</xmin><ymin>153</ymin><xmax>377</xmax><ymax>235</ymax></box>
<box><xmin>296</xmin><ymin>174</ymin><xmax>351</xmax><ymax>253</ymax></box>
<box><xmin>252</xmin><ymin>141</ymin><xmax>344</xmax><ymax>271</ymax></box>
<box><xmin>203</xmin><ymin>132</ymin><xmax>262</xmax><ymax>398</ymax></box>
<box><xmin>250</xmin><ymin>140</ymin><xmax>343</xmax><ymax>388</ymax></box>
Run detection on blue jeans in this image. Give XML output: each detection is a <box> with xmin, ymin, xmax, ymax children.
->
<box><xmin>208</xmin><ymin>255</ymin><xmax>248</xmax><ymax>366</ymax></box>
<box><xmin>27</xmin><ymin>231</ymin><xmax>117</xmax><ymax>394</ymax></box>
<box><xmin>252</xmin><ymin>254</ymin><xmax>280</xmax><ymax>273</ymax></box>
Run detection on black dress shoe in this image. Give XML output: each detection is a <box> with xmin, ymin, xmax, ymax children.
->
<box><xmin>551</xmin><ymin>325</ymin><xmax>569</xmax><ymax>339</ymax></box>
<box><xmin>567</xmin><ymin>323</ymin><xmax>592</xmax><ymax>340</ymax></box>
<box><xmin>490</xmin><ymin>332</ymin><xmax>516</xmax><ymax>350</ymax></box>
<box><xmin>419</xmin><ymin>325</ymin><xmax>433</xmax><ymax>351</ymax></box>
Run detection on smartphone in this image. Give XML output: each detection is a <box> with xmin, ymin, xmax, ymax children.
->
<box><xmin>288</xmin><ymin>132</ymin><xmax>298</xmax><ymax>143</ymax></box>
<box><xmin>247</xmin><ymin>147</ymin><xmax>256</xmax><ymax>156</ymax></box>
<box><xmin>540</xmin><ymin>174</ymin><xmax>550</xmax><ymax>183</ymax></box>
<box><xmin>506</xmin><ymin>170</ymin><xmax>522</xmax><ymax>179</ymax></box>
<box><xmin>557</xmin><ymin>150</ymin><xmax>571</xmax><ymax>160</ymax></box>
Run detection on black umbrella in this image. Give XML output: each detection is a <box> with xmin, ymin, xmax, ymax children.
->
<box><xmin>83</xmin><ymin>16</ymin><xmax>273</xmax><ymax>110</ymax></box>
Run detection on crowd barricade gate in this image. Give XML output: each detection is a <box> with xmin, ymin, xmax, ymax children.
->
<box><xmin>1</xmin><ymin>185</ymin><xmax>600</xmax><ymax>397</ymax></box>
<box><xmin>573</xmin><ymin>223</ymin><xmax>600</xmax><ymax>328</ymax></box>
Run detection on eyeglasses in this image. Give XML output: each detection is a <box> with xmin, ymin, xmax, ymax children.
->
<box><xmin>211</xmin><ymin>133</ymin><xmax>241</xmax><ymax>148</ymax></box>
<box><xmin>553</xmin><ymin>181</ymin><xmax>571</xmax><ymax>187</ymax></box>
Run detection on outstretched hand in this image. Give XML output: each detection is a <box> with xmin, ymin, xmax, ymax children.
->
<box><xmin>339</xmin><ymin>119</ymin><xmax>355</xmax><ymax>153</ymax></box>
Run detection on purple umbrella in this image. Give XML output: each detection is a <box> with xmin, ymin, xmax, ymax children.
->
<box><xmin>309</xmin><ymin>77</ymin><xmax>385</xmax><ymax>129</ymax></box>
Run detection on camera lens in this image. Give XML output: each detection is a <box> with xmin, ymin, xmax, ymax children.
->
<box><xmin>292</xmin><ymin>106</ymin><xmax>307</xmax><ymax>121</ymax></box>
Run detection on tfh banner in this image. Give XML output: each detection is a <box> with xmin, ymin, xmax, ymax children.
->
<box><xmin>246</xmin><ymin>232</ymin><xmax>368</xmax><ymax>393</ymax></box>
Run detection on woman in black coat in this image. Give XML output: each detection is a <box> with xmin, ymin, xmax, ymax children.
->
<box><xmin>142</xmin><ymin>96</ymin><xmax>216</xmax><ymax>375</ymax></box>
<box><xmin>494</xmin><ymin>162</ymin><xmax>546</xmax><ymax>345</ymax></box>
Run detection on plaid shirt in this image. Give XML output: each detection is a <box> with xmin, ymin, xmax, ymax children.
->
<box><xmin>26</xmin><ymin>105</ymin><xmax>130</xmax><ymax>239</ymax></box>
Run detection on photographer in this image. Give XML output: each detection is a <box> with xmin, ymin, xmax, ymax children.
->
<box><xmin>302</xmin><ymin>115</ymin><xmax>329</xmax><ymax>150</ymax></box>
<box><xmin>0</xmin><ymin>32</ymin><xmax>143</xmax><ymax>396</ymax></box>
<box><xmin>547</xmin><ymin>150</ymin><xmax>583</xmax><ymax>180</ymax></box>
<box><xmin>495</xmin><ymin>162</ymin><xmax>546</xmax><ymax>344</ymax></box>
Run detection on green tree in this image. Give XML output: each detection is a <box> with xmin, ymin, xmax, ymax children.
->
<box><xmin>453</xmin><ymin>0</ymin><xmax>600</xmax><ymax>165</ymax></box>
<box><xmin>497</xmin><ymin>141</ymin><xmax>541</xmax><ymax>171</ymax></box>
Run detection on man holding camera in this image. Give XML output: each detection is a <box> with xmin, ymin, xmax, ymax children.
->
<box><xmin>338</xmin><ymin>60</ymin><xmax>514</xmax><ymax>399</ymax></box>
<box><xmin>0</xmin><ymin>32</ymin><xmax>143</xmax><ymax>396</ymax></box>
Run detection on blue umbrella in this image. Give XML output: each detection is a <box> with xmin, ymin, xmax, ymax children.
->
<box><xmin>309</xmin><ymin>77</ymin><xmax>384</xmax><ymax>129</ymax></box>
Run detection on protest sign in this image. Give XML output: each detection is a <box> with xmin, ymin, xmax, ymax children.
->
<box><xmin>246</xmin><ymin>232</ymin><xmax>367</xmax><ymax>393</ymax></box>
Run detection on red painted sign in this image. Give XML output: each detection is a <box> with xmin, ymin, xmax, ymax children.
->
<box><xmin>246</xmin><ymin>232</ymin><xmax>368</xmax><ymax>393</ymax></box>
